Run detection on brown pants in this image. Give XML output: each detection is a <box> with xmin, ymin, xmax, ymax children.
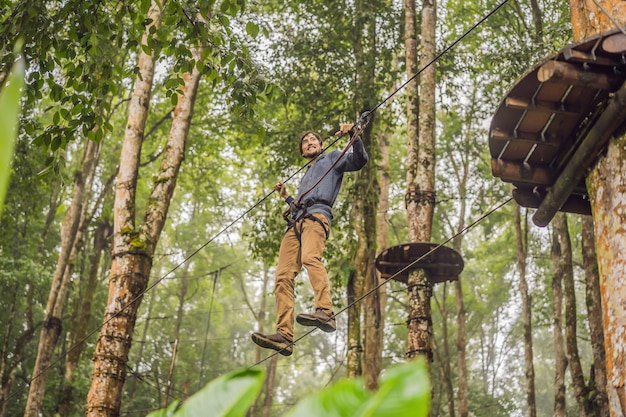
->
<box><xmin>275</xmin><ymin>213</ymin><xmax>332</xmax><ymax>340</ymax></box>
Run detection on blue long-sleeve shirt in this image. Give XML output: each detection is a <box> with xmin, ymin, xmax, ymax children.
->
<box><xmin>286</xmin><ymin>137</ymin><xmax>368</xmax><ymax>226</ymax></box>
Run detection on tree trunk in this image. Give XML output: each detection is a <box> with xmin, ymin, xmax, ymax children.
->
<box><xmin>349</xmin><ymin>0</ymin><xmax>378</xmax><ymax>381</ymax></box>
<box><xmin>363</xmin><ymin>128</ymin><xmax>391</xmax><ymax>390</ymax></box>
<box><xmin>57</xmin><ymin>221</ymin><xmax>111</xmax><ymax>416</ymax></box>
<box><xmin>86</xmin><ymin>1</ymin><xmax>161</xmax><ymax>411</ymax></box>
<box><xmin>582</xmin><ymin>216</ymin><xmax>609</xmax><ymax>417</ymax></box>
<box><xmin>569</xmin><ymin>0</ymin><xmax>626</xmax><ymax>41</ymax></box>
<box><xmin>24</xmin><ymin>138</ymin><xmax>100</xmax><ymax>417</ymax></box>
<box><xmin>0</xmin><ymin>283</ymin><xmax>37</xmax><ymax>417</ymax></box>
<box><xmin>86</xmin><ymin>17</ymin><xmax>203</xmax><ymax>413</ymax></box>
<box><xmin>452</xmin><ymin>184</ymin><xmax>468</xmax><ymax>417</ymax></box>
<box><xmin>555</xmin><ymin>213</ymin><xmax>594</xmax><ymax>416</ymax></box>
<box><xmin>346</xmin><ymin>269</ymin><xmax>363</xmax><ymax>378</ymax></box>
<box><xmin>528</xmin><ymin>0</ymin><xmax>544</xmax><ymax>48</ymax></box>
<box><xmin>246</xmin><ymin>265</ymin><xmax>272</xmax><ymax>417</ymax></box>
<box><xmin>551</xmin><ymin>213</ymin><xmax>568</xmax><ymax>417</ymax></box>
<box><xmin>261</xmin><ymin>356</ymin><xmax>278</xmax><ymax>417</ymax></box>
<box><xmin>569</xmin><ymin>3</ymin><xmax>626</xmax><ymax>414</ymax></box>
<box><xmin>163</xmin><ymin>260</ymin><xmax>190</xmax><ymax>408</ymax></box>
<box><xmin>514</xmin><ymin>203</ymin><xmax>537</xmax><ymax>417</ymax></box>
<box><xmin>415</xmin><ymin>0</ymin><xmax>436</xmax><ymax>241</ymax></box>
<box><xmin>438</xmin><ymin>284</ymin><xmax>456</xmax><ymax>417</ymax></box>
<box><xmin>406</xmin><ymin>0</ymin><xmax>436</xmax><ymax>373</ymax></box>
<box><xmin>587</xmin><ymin>139</ymin><xmax>626</xmax><ymax>417</ymax></box>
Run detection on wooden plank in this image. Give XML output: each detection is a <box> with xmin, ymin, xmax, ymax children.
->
<box><xmin>602</xmin><ymin>33</ymin><xmax>626</xmax><ymax>54</ymax></box>
<box><xmin>505</xmin><ymin>96</ymin><xmax>580</xmax><ymax>115</ymax></box>
<box><xmin>491</xmin><ymin>158</ymin><xmax>555</xmax><ymax>185</ymax></box>
<box><xmin>563</xmin><ymin>47</ymin><xmax>624</xmax><ymax>67</ymax></box>
<box><xmin>538</xmin><ymin>60</ymin><xmax>622</xmax><ymax>90</ymax></box>
<box><xmin>512</xmin><ymin>188</ymin><xmax>591</xmax><ymax>215</ymax></box>
<box><xmin>490</xmin><ymin>128</ymin><xmax>561</xmax><ymax>148</ymax></box>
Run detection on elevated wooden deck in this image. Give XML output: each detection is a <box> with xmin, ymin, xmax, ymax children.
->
<box><xmin>489</xmin><ymin>28</ymin><xmax>626</xmax><ymax>226</ymax></box>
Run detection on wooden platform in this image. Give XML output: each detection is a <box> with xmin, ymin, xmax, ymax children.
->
<box><xmin>375</xmin><ymin>242</ymin><xmax>464</xmax><ymax>284</ymax></box>
<box><xmin>489</xmin><ymin>28</ymin><xmax>626</xmax><ymax>226</ymax></box>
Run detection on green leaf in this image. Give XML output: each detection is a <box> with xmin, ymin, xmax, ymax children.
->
<box><xmin>220</xmin><ymin>0</ymin><xmax>230</xmax><ymax>14</ymax></box>
<box><xmin>174</xmin><ymin>368</ymin><xmax>264</xmax><ymax>417</ymax></box>
<box><xmin>283</xmin><ymin>360</ymin><xmax>430</xmax><ymax>417</ymax></box>
<box><xmin>284</xmin><ymin>379</ymin><xmax>371</xmax><ymax>417</ymax></box>
<box><xmin>356</xmin><ymin>358</ymin><xmax>431</xmax><ymax>417</ymax></box>
<box><xmin>245</xmin><ymin>21</ymin><xmax>259</xmax><ymax>38</ymax></box>
<box><xmin>0</xmin><ymin>43</ymin><xmax>25</xmax><ymax>215</ymax></box>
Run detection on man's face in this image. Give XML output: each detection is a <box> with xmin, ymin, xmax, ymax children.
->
<box><xmin>301</xmin><ymin>134</ymin><xmax>322</xmax><ymax>158</ymax></box>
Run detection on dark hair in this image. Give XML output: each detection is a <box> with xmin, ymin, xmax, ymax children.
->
<box><xmin>298</xmin><ymin>131</ymin><xmax>323</xmax><ymax>155</ymax></box>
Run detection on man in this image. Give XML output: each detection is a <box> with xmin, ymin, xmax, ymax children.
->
<box><xmin>251</xmin><ymin>123</ymin><xmax>368</xmax><ymax>356</ymax></box>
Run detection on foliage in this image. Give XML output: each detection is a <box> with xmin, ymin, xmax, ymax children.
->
<box><xmin>0</xmin><ymin>41</ymin><xmax>24</xmax><ymax>214</ymax></box>
<box><xmin>146</xmin><ymin>359</ymin><xmax>429</xmax><ymax>417</ymax></box>
<box><xmin>146</xmin><ymin>368</ymin><xmax>264</xmax><ymax>417</ymax></box>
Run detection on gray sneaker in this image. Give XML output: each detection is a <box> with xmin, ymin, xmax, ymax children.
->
<box><xmin>296</xmin><ymin>309</ymin><xmax>336</xmax><ymax>333</ymax></box>
<box><xmin>251</xmin><ymin>332</ymin><xmax>293</xmax><ymax>356</ymax></box>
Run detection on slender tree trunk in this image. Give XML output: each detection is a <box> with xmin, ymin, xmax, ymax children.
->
<box><xmin>163</xmin><ymin>260</ymin><xmax>190</xmax><ymax>408</ymax></box>
<box><xmin>514</xmin><ymin>204</ymin><xmax>537</xmax><ymax>417</ymax></box>
<box><xmin>40</xmin><ymin>182</ymin><xmax>62</xmax><ymax>253</ymax></box>
<box><xmin>86</xmin><ymin>17</ymin><xmax>203</xmax><ymax>413</ymax></box>
<box><xmin>363</xmin><ymin>129</ymin><xmax>391</xmax><ymax>390</ymax></box>
<box><xmin>246</xmin><ymin>266</ymin><xmax>272</xmax><ymax>417</ymax></box>
<box><xmin>57</xmin><ymin>221</ymin><xmax>111</xmax><ymax>416</ymax></box>
<box><xmin>349</xmin><ymin>0</ymin><xmax>378</xmax><ymax>380</ymax></box>
<box><xmin>406</xmin><ymin>0</ymin><xmax>436</xmax><ymax>374</ymax></box>
<box><xmin>403</xmin><ymin>0</ymin><xmax>422</xmax><ymax>364</ymax></box>
<box><xmin>569</xmin><ymin>3</ymin><xmax>626</xmax><ymax>414</ymax></box>
<box><xmin>582</xmin><ymin>216</ymin><xmax>609</xmax><ymax>417</ymax></box>
<box><xmin>551</xmin><ymin>213</ymin><xmax>568</xmax><ymax>417</ymax></box>
<box><xmin>346</xmin><ymin>269</ymin><xmax>363</xmax><ymax>378</ymax></box>
<box><xmin>24</xmin><ymin>138</ymin><xmax>100</xmax><ymax>417</ymax></box>
<box><xmin>555</xmin><ymin>213</ymin><xmax>593</xmax><ymax>416</ymax></box>
<box><xmin>452</xmin><ymin>189</ymin><xmax>468</xmax><ymax>417</ymax></box>
<box><xmin>438</xmin><ymin>284</ymin><xmax>456</xmax><ymax>417</ymax></box>
<box><xmin>415</xmin><ymin>0</ymin><xmax>436</xmax><ymax>239</ymax></box>
<box><xmin>261</xmin><ymin>356</ymin><xmax>278</xmax><ymax>417</ymax></box>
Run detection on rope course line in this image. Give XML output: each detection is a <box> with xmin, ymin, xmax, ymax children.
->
<box><xmin>2</xmin><ymin>0</ymin><xmax>514</xmax><ymax>408</ymax></box>
<box><xmin>249</xmin><ymin>197</ymin><xmax>513</xmax><ymax>367</ymax></box>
